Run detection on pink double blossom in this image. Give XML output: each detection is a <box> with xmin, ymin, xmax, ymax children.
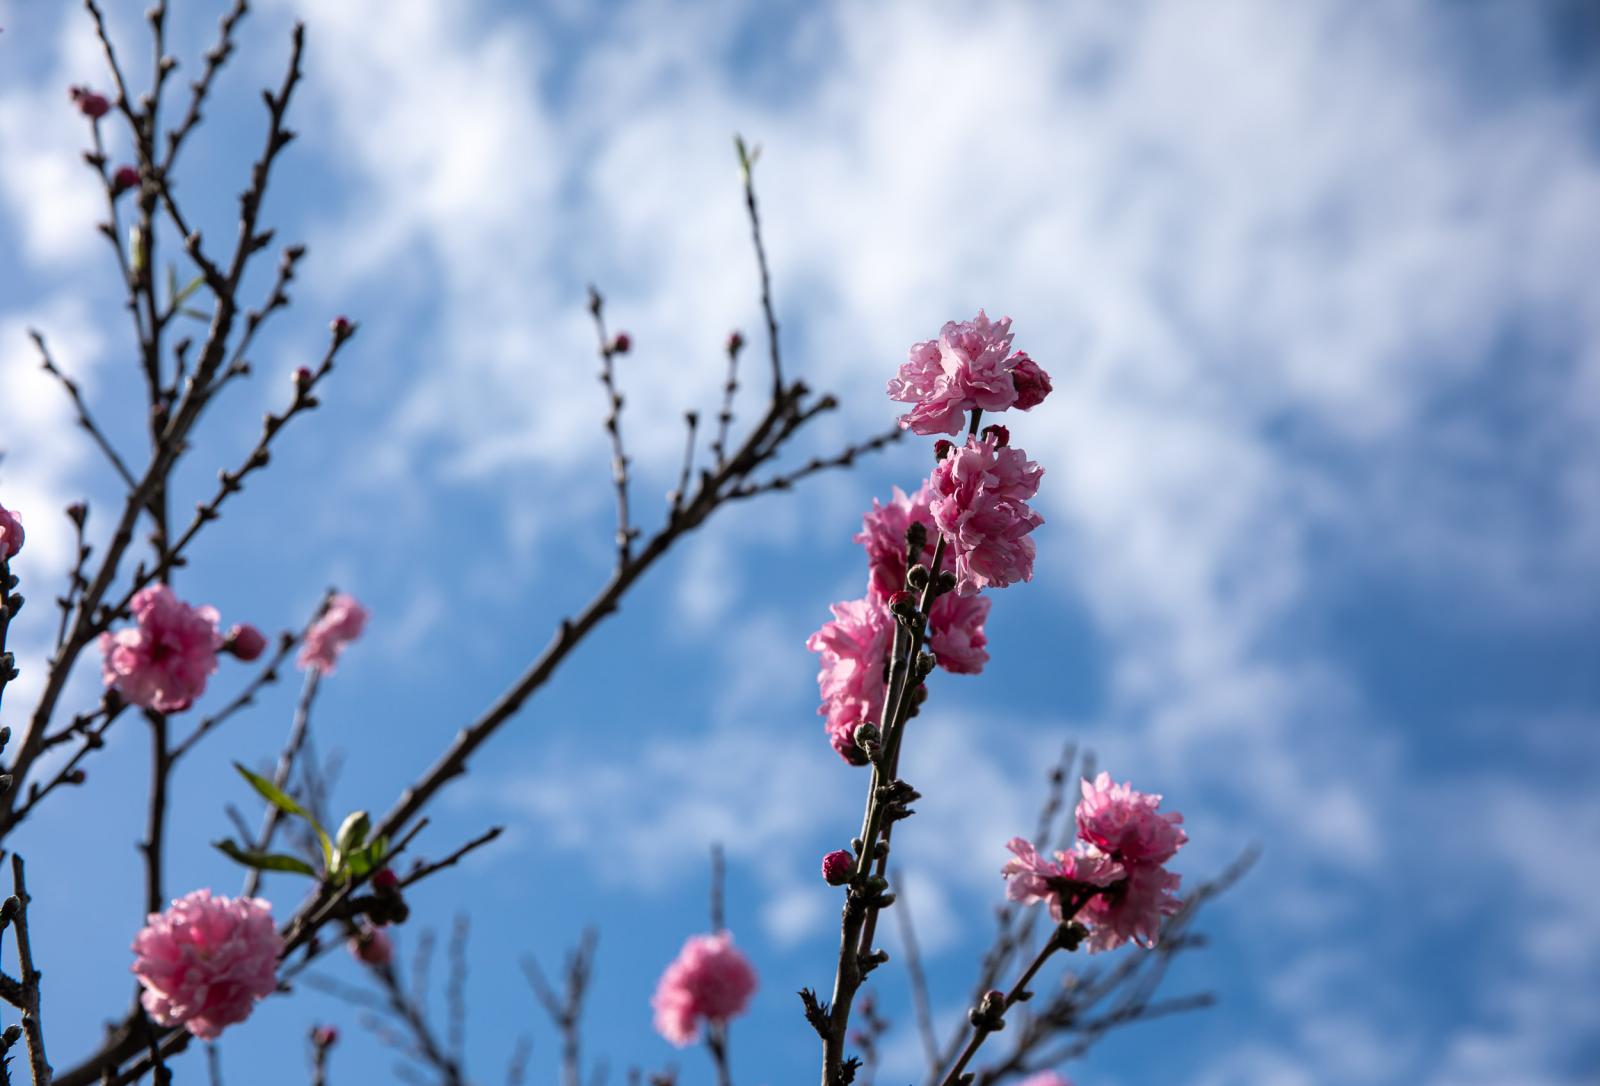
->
<box><xmin>651</xmin><ymin>932</ymin><xmax>758</xmax><ymax>1047</ymax></box>
<box><xmin>100</xmin><ymin>585</ymin><xmax>221</xmax><ymax>712</ymax></box>
<box><xmin>929</xmin><ymin>434</ymin><xmax>1044</xmax><ymax>596</ymax></box>
<box><xmin>1019</xmin><ymin>1073</ymin><xmax>1074</xmax><ymax>1086</ymax></box>
<box><xmin>1078</xmin><ymin>860</ymin><xmax>1184</xmax><ymax>952</ymax></box>
<box><xmin>854</xmin><ymin>486</ymin><xmax>991</xmax><ymax>673</ymax></box>
<box><xmin>1076</xmin><ymin>772</ymin><xmax>1187</xmax><ymax>865</ymax></box>
<box><xmin>0</xmin><ymin>502</ymin><xmax>22</xmax><ymax>559</ymax></box>
<box><xmin>298</xmin><ymin>592</ymin><xmax>368</xmax><ymax>673</ymax></box>
<box><xmin>1001</xmin><ymin>837</ymin><xmax>1123</xmax><ymax>923</ymax></box>
<box><xmin>131</xmin><ymin>890</ymin><xmax>281</xmax><ymax>1039</ymax></box>
<box><xmin>888</xmin><ymin>312</ymin><xmax>1050</xmax><ymax>435</ymax></box>
<box><xmin>805</xmin><ymin>597</ymin><xmax>892</xmax><ymax>764</ymax></box>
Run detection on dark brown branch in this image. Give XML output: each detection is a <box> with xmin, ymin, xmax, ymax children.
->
<box><xmin>30</xmin><ymin>331</ymin><xmax>136</xmax><ymax>488</ymax></box>
<box><xmin>890</xmin><ymin>870</ymin><xmax>939</xmax><ymax>1075</ymax></box>
<box><xmin>711</xmin><ymin>332</ymin><xmax>743</xmax><ymax>466</ymax></box>
<box><xmin>170</xmin><ymin>630</ymin><xmax>298</xmax><ymax>761</ymax></box>
<box><xmin>397</xmin><ymin>826</ymin><xmax>504</xmax><ymax>890</ymax></box>
<box><xmin>161</xmin><ymin>0</ymin><xmax>249</xmax><ymax>172</ymax></box>
<box><xmin>242</xmin><ymin>666</ymin><xmax>323</xmax><ymax>898</ymax></box>
<box><xmin>7</xmin><ymin>855</ymin><xmax>51</xmax><ymax>1086</ymax></box>
<box><xmin>735</xmin><ymin>136</ymin><xmax>782</xmax><ymax>396</ymax></box>
<box><xmin>587</xmin><ymin>288</ymin><xmax>636</xmax><ymax>568</ymax></box>
<box><xmin>522</xmin><ymin>928</ymin><xmax>597</xmax><ymax>1086</ymax></box>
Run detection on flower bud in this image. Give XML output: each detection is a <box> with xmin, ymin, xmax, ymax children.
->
<box><xmin>293</xmin><ymin>366</ymin><xmax>314</xmax><ymax>389</ymax></box>
<box><xmin>70</xmin><ymin>86</ymin><xmax>111</xmax><ymax>119</ymax></box>
<box><xmin>821</xmin><ymin>849</ymin><xmax>853</xmax><ymax>886</ymax></box>
<box><xmin>852</xmin><ymin>721</ymin><xmax>880</xmax><ymax>752</ymax></box>
<box><xmin>311</xmin><ymin>1025</ymin><xmax>338</xmax><ymax>1048</ymax></box>
<box><xmin>1010</xmin><ymin>352</ymin><xmax>1052</xmax><ymax>411</ymax></box>
<box><xmin>112</xmin><ymin>165</ymin><xmax>140</xmax><ymax>196</ymax></box>
<box><xmin>348</xmin><ymin>926</ymin><xmax>392</xmax><ymax>966</ymax></box>
<box><xmin>980</xmin><ymin>424</ymin><xmax>1010</xmax><ymax>448</ymax></box>
<box><xmin>726</xmin><ymin>329</ymin><xmax>744</xmax><ymax>354</ymax></box>
<box><xmin>933</xmin><ymin>439</ymin><xmax>954</xmax><ymax>461</ymax></box>
<box><xmin>371</xmin><ymin>867</ymin><xmax>399</xmax><ymax>894</ymax></box>
<box><xmin>65</xmin><ymin>769</ymin><xmax>86</xmax><ymax>785</ymax></box>
<box><xmin>610</xmin><ymin>332</ymin><xmax>631</xmax><ymax>355</ymax></box>
<box><xmin>330</xmin><ymin>315</ymin><xmax>352</xmax><ymax>340</ymax></box>
<box><xmin>223</xmin><ymin>623</ymin><xmax>267</xmax><ymax>661</ymax></box>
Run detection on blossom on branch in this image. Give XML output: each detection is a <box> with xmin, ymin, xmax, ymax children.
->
<box><xmin>1076</xmin><ymin>772</ymin><xmax>1187</xmax><ymax>865</ymax></box>
<box><xmin>99</xmin><ymin>584</ymin><xmax>221</xmax><ymax>712</ymax></box>
<box><xmin>888</xmin><ymin>311</ymin><xmax>1049</xmax><ymax>434</ymax></box>
<box><xmin>298</xmin><ymin>592</ymin><xmax>368</xmax><ymax>673</ymax></box>
<box><xmin>1019</xmin><ymin>1073</ymin><xmax>1075</xmax><ymax>1086</ymax></box>
<box><xmin>1001</xmin><ymin>837</ymin><xmax>1123</xmax><ymax>923</ymax></box>
<box><xmin>806</xmin><ymin>597</ymin><xmax>892</xmax><ymax>764</ymax></box>
<box><xmin>0</xmin><ymin>502</ymin><xmax>22</xmax><ymax>559</ymax></box>
<box><xmin>651</xmin><ymin>931</ymin><xmax>758</xmax><ymax>1046</ymax></box>
<box><xmin>131</xmin><ymin>889</ymin><xmax>281</xmax><ymax>1040</ymax></box>
<box><xmin>929</xmin><ymin>433</ymin><xmax>1044</xmax><ymax>596</ymax></box>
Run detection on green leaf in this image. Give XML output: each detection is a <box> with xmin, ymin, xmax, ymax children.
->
<box><xmin>335</xmin><ymin>810</ymin><xmax>370</xmax><ymax>853</ymax></box>
<box><xmin>180</xmin><ymin>306</ymin><xmax>210</xmax><ymax>322</ymax></box>
<box><xmin>213</xmin><ymin>839</ymin><xmax>318</xmax><ymax>878</ymax></box>
<box><xmin>173</xmin><ymin>274</ymin><xmax>205</xmax><ymax>307</ymax></box>
<box><xmin>233</xmin><ymin>762</ymin><xmax>311</xmax><ymax>821</ymax></box>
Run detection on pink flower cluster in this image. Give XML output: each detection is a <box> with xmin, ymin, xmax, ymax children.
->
<box><xmin>1019</xmin><ymin>1074</ymin><xmax>1074</xmax><ymax>1086</ymax></box>
<box><xmin>0</xmin><ymin>502</ymin><xmax>22</xmax><ymax>559</ymax></box>
<box><xmin>887</xmin><ymin>311</ymin><xmax>1052</xmax><ymax>435</ymax></box>
<box><xmin>131</xmin><ymin>889</ymin><xmax>282</xmax><ymax>1039</ymax></box>
<box><xmin>1002</xmin><ymin>773</ymin><xmax>1187</xmax><ymax>952</ymax></box>
<box><xmin>805</xmin><ymin>598</ymin><xmax>892</xmax><ymax>764</ymax></box>
<box><xmin>298</xmin><ymin>592</ymin><xmax>368</xmax><ymax>673</ymax></box>
<box><xmin>100</xmin><ymin>585</ymin><xmax>222</xmax><ymax>712</ymax></box>
<box><xmin>651</xmin><ymin>931</ymin><xmax>758</xmax><ymax>1047</ymax></box>
<box><xmin>929</xmin><ymin>433</ymin><xmax>1044</xmax><ymax>596</ymax></box>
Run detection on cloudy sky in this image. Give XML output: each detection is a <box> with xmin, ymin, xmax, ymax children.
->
<box><xmin>1</xmin><ymin>1</ymin><xmax>1597</xmax><ymax>1083</ymax></box>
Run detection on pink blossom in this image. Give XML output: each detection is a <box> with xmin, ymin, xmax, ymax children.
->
<box><xmin>929</xmin><ymin>434</ymin><xmax>1044</xmax><ymax>595</ymax></box>
<box><xmin>349</xmin><ymin>926</ymin><xmax>392</xmax><ymax>966</ymax></box>
<box><xmin>889</xmin><ymin>311</ymin><xmax>1033</xmax><ymax>435</ymax></box>
<box><xmin>131</xmin><ymin>889</ymin><xmax>281</xmax><ymax>1040</ymax></box>
<box><xmin>1019</xmin><ymin>1073</ymin><xmax>1074</xmax><ymax>1086</ymax></box>
<box><xmin>0</xmin><ymin>502</ymin><xmax>22</xmax><ymax>559</ymax></box>
<box><xmin>928</xmin><ymin>591</ymin><xmax>990</xmax><ymax>674</ymax></box>
<box><xmin>806</xmin><ymin>597</ymin><xmax>892</xmax><ymax>764</ymax></box>
<box><xmin>100</xmin><ymin>585</ymin><xmax>221</xmax><ymax>712</ymax></box>
<box><xmin>298</xmin><ymin>593</ymin><xmax>368</xmax><ymax>673</ymax></box>
<box><xmin>1010</xmin><ymin>352</ymin><xmax>1053</xmax><ymax>411</ymax></box>
<box><xmin>651</xmin><ymin>932</ymin><xmax>758</xmax><ymax>1047</ymax></box>
<box><xmin>1078</xmin><ymin>860</ymin><xmax>1183</xmax><ymax>952</ymax></box>
<box><xmin>1075</xmin><ymin>773</ymin><xmax>1187</xmax><ymax>865</ymax></box>
<box><xmin>1001</xmin><ymin>837</ymin><xmax>1123</xmax><ymax>922</ymax></box>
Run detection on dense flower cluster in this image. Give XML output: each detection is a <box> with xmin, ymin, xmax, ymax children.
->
<box><xmin>1003</xmin><ymin>773</ymin><xmax>1186</xmax><ymax>952</ymax></box>
<box><xmin>887</xmin><ymin>311</ymin><xmax>1051</xmax><ymax>435</ymax></box>
<box><xmin>131</xmin><ymin>890</ymin><xmax>281</xmax><ymax>1039</ymax></box>
<box><xmin>0</xmin><ymin>501</ymin><xmax>22</xmax><ymax>559</ymax></box>
<box><xmin>298</xmin><ymin>592</ymin><xmax>368</xmax><ymax>673</ymax></box>
<box><xmin>100</xmin><ymin>585</ymin><xmax>222</xmax><ymax>712</ymax></box>
<box><xmin>805</xmin><ymin>598</ymin><xmax>892</xmax><ymax>764</ymax></box>
<box><xmin>929</xmin><ymin>433</ymin><xmax>1044</xmax><ymax>596</ymax></box>
<box><xmin>1019</xmin><ymin>1073</ymin><xmax>1074</xmax><ymax>1086</ymax></box>
<box><xmin>651</xmin><ymin>932</ymin><xmax>758</xmax><ymax>1046</ymax></box>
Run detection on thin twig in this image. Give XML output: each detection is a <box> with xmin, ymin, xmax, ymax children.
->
<box><xmin>9</xmin><ymin>855</ymin><xmax>51</xmax><ymax>1086</ymax></box>
<box><xmin>171</xmin><ymin>630</ymin><xmax>297</xmax><ymax>761</ymax></box>
<box><xmin>587</xmin><ymin>288</ymin><xmax>636</xmax><ymax>568</ymax></box>
<box><xmin>890</xmin><ymin>870</ymin><xmax>939</xmax><ymax>1075</ymax></box>
<box><xmin>30</xmin><ymin>331</ymin><xmax>136</xmax><ymax>488</ymax></box>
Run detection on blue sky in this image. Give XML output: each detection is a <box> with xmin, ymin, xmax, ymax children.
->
<box><xmin>1</xmin><ymin>1</ymin><xmax>1597</xmax><ymax>1084</ymax></box>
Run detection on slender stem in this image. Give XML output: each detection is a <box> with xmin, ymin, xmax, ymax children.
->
<box><xmin>705</xmin><ymin>1023</ymin><xmax>733</xmax><ymax>1086</ymax></box>
<box><xmin>243</xmin><ymin>668</ymin><xmax>321</xmax><ymax>899</ymax></box>
<box><xmin>891</xmin><ymin>870</ymin><xmax>940</xmax><ymax>1075</ymax></box>
<box><xmin>9</xmin><ymin>855</ymin><xmax>51</xmax><ymax>1086</ymax></box>
<box><xmin>140</xmin><ymin>710</ymin><xmax>170</xmax><ymax>916</ymax></box>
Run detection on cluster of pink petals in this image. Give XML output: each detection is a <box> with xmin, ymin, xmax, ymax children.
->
<box><xmin>100</xmin><ymin>585</ymin><xmax>221</xmax><ymax>712</ymax></box>
<box><xmin>1019</xmin><ymin>1073</ymin><xmax>1074</xmax><ymax>1086</ymax></box>
<box><xmin>929</xmin><ymin>434</ymin><xmax>1044</xmax><ymax>596</ymax></box>
<box><xmin>1002</xmin><ymin>837</ymin><xmax>1123</xmax><ymax>922</ymax></box>
<box><xmin>805</xmin><ymin>598</ymin><xmax>892</xmax><ymax>763</ymax></box>
<box><xmin>854</xmin><ymin>485</ymin><xmax>992</xmax><ymax>673</ymax></box>
<box><xmin>888</xmin><ymin>312</ymin><xmax>1051</xmax><ymax>435</ymax></box>
<box><xmin>131</xmin><ymin>889</ymin><xmax>281</xmax><ymax>1039</ymax></box>
<box><xmin>349</xmin><ymin>925</ymin><xmax>393</xmax><ymax>966</ymax></box>
<box><xmin>297</xmin><ymin>593</ymin><xmax>368</xmax><ymax>673</ymax></box>
<box><xmin>650</xmin><ymin>932</ymin><xmax>758</xmax><ymax>1047</ymax></box>
<box><xmin>0</xmin><ymin>502</ymin><xmax>22</xmax><ymax>559</ymax></box>
<box><xmin>1076</xmin><ymin>772</ymin><xmax>1187</xmax><ymax>865</ymax></box>
<box><xmin>1002</xmin><ymin>774</ymin><xmax>1187</xmax><ymax>951</ymax></box>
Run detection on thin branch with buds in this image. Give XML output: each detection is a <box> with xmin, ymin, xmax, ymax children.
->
<box><xmin>522</xmin><ymin>929</ymin><xmax>598</xmax><ymax>1086</ymax></box>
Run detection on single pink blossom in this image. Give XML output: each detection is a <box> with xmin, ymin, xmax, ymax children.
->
<box><xmin>1075</xmin><ymin>773</ymin><xmax>1187</xmax><ymax>865</ymax></box>
<box><xmin>888</xmin><ymin>312</ymin><xmax>1037</xmax><ymax>435</ymax></box>
<box><xmin>1079</xmin><ymin>860</ymin><xmax>1183</xmax><ymax>952</ymax></box>
<box><xmin>651</xmin><ymin>932</ymin><xmax>758</xmax><ymax>1047</ymax></box>
<box><xmin>1019</xmin><ymin>1073</ymin><xmax>1074</xmax><ymax>1086</ymax></box>
<box><xmin>298</xmin><ymin>593</ymin><xmax>368</xmax><ymax>673</ymax></box>
<box><xmin>0</xmin><ymin>502</ymin><xmax>22</xmax><ymax>559</ymax></box>
<box><xmin>1002</xmin><ymin>837</ymin><xmax>1123</xmax><ymax>922</ymax></box>
<box><xmin>1010</xmin><ymin>352</ymin><xmax>1053</xmax><ymax>411</ymax></box>
<box><xmin>131</xmin><ymin>889</ymin><xmax>281</xmax><ymax>1040</ymax></box>
<box><xmin>929</xmin><ymin>434</ymin><xmax>1044</xmax><ymax>596</ymax></box>
<box><xmin>100</xmin><ymin>585</ymin><xmax>221</xmax><ymax>712</ymax></box>
<box><xmin>806</xmin><ymin>597</ymin><xmax>892</xmax><ymax>764</ymax></box>
<box><xmin>349</xmin><ymin>926</ymin><xmax>392</xmax><ymax>966</ymax></box>
<box><xmin>223</xmin><ymin>623</ymin><xmax>267</xmax><ymax>662</ymax></box>
<box><xmin>821</xmin><ymin>850</ymin><xmax>853</xmax><ymax>886</ymax></box>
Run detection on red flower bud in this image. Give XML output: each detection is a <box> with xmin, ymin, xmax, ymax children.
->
<box><xmin>112</xmin><ymin>165</ymin><xmax>140</xmax><ymax>195</ymax></box>
<box><xmin>821</xmin><ymin>849</ymin><xmax>853</xmax><ymax>886</ymax></box>
<box><xmin>726</xmin><ymin>330</ymin><xmax>744</xmax><ymax>354</ymax></box>
<box><xmin>223</xmin><ymin>623</ymin><xmax>267</xmax><ymax>662</ymax></box>
<box><xmin>610</xmin><ymin>332</ymin><xmax>631</xmax><ymax>355</ymax></box>
<box><xmin>933</xmin><ymin>439</ymin><xmax>954</xmax><ymax>461</ymax></box>
<box><xmin>70</xmin><ymin>86</ymin><xmax>111</xmax><ymax>120</ymax></box>
<box><xmin>330</xmin><ymin>315</ymin><xmax>352</xmax><ymax>339</ymax></box>
<box><xmin>311</xmin><ymin>1025</ymin><xmax>338</xmax><ymax>1048</ymax></box>
<box><xmin>371</xmin><ymin>867</ymin><xmax>399</xmax><ymax>894</ymax></box>
<box><xmin>981</xmin><ymin>424</ymin><xmax>1010</xmax><ymax>448</ymax></box>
